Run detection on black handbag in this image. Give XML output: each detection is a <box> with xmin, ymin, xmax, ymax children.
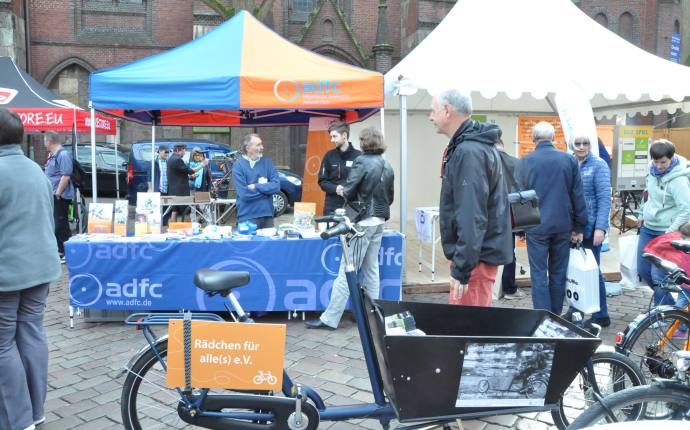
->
<box><xmin>500</xmin><ymin>156</ymin><xmax>541</xmax><ymax>232</ymax></box>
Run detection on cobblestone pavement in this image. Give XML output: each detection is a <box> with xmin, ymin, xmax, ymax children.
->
<box><xmin>43</xmin><ymin>266</ymin><xmax>654</xmax><ymax>429</ymax></box>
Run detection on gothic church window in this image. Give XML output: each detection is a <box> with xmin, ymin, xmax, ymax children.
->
<box><xmin>594</xmin><ymin>13</ymin><xmax>608</xmax><ymax>29</ymax></box>
<box><xmin>618</xmin><ymin>12</ymin><xmax>634</xmax><ymax>43</ymax></box>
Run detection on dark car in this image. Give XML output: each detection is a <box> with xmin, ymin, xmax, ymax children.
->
<box><xmin>63</xmin><ymin>144</ymin><xmax>128</xmax><ymax>198</ymax></box>
<box><xmin>127</xmin><ymin>139</ymin><xmax>302</xmax><ymax>216</ymax></box>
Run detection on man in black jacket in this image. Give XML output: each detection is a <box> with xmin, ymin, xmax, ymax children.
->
<box><xmin>318</xmin><ymin>121</ymin><xmax>361</xmax><ymax>214</ymax></box>
<box><xmin>429</xmin><ymin>89</ymin><xmax>512</xmax><ymax>307</ymax></box>
<box><xmin>166</xmin><ymin>144</ymin><xmax>207</xmax><ymax>222</ymax></box>
<box><xmin>515</xmin><ymin>122</ymin><xmax>587</xmax><ymax>314</ymax></box>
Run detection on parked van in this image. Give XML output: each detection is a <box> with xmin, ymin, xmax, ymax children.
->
<box><xmin>127</xmin><ymin>139</ymin><xmax>302</xmax><ymax>216</ymax></box>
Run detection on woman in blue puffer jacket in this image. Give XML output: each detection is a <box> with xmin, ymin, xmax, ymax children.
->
<box><xmin>570</xmin><ymin>135</ymin><xmax>612</xmax><ymax>327</ymax></box>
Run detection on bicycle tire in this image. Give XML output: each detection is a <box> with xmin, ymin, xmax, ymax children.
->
<box><xmin>567</xmin><ymin>383</ymin><xmax>690</xmax><ymax>429</ymax></box>
<box><xmin>619</xmin><ymin>308</ymin><xmax>690</xmax><ymax>382</ymax></box>
<box><xmin>551</xmin><ymin>351</ymin><xmax>645</xmax><ymax>430</ymax></box>
<box><xmin>121</xmin><ymin>339</ymin><xmax>182</xmax><ymax>430</ymax></box>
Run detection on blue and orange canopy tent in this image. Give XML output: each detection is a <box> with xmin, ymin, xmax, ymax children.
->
<box><xmin>89</xmin><ymin>10</ymin><xmax>384</xmax><ymax>127</ymax></box>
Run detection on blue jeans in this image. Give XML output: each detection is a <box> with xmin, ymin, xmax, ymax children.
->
<box><xmin>637</xmin><ymin>226</ymin><xmax>665</xmax><ymax>287</ymax></box>
<box><xmin>502</xmin><ymin>234</ymin><xmax>517</xmax><ymax>294</ymax></box>
<box><xmin>637</xmin><ymin>226</ymin><xmax>675</xmax><ymax>305</ymax></box>
<box><xmin>571</xmin><ymin>236</ymin><xmax>609</xmax><ymax>319</ymax></box>
<box><xmin>526</xmin><ymin>232</ymin><xmax>572</xmax><ymax>314</ymax></box>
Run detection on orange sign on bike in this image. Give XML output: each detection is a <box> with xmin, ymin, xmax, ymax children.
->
<box><xmin>166</xmin><ymin>320</ymin><xmax>286</xmax><ymax>390</ymax></box>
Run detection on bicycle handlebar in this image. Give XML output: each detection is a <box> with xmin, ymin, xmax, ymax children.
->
<box><xmin>320</xmin><ymin>222</ymin><xmax>353</xmax><ymax>240</ymax></box>
<box><xmin>642</xmin><ymin>253</ymin><xmax>690</xmax><ymax>288</ymax></box>
<box><xmin>670</xmin><ymin>240</ymin><xmax>690</xmax><ymax>254</ymax></box>
<box><xmin>314</xmin><ymin>215</ymin><xmax>346</xmax><ymax>224</ymax></box>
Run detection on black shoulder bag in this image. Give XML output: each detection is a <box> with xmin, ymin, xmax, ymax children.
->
<box><xmin>499</xmin><ymin>156</ymin><xmax>541</xmax><ymax>232</ymax></box>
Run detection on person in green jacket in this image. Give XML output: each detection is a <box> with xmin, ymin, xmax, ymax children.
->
<box><xmin>637</xmin><ymin>139</ymin><xmax>690</xmax><ymax>305</ymax></box>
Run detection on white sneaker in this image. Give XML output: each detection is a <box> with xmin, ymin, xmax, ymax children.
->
<box><xmin>34</xmin><ymin>417</ymin><xmax>46</xmax><ymax>426</ymax></box>
<box><xmin>503</xmin><ymin>289</ymin><xmax>526</xmax><ymax>300</ymax></box>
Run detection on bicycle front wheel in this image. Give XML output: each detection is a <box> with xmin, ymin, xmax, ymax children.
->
<box><xmin>567</xmin><ymin>383</ymin><xmax>690</xmax><ymax>429</ymax></box>
<box><xmin>552</xmin><ymin>351</ymin><xmax>645</xmax><ymax>429</ymax></box>
<box><xmin>620</xmin><ymin>308</ymin><xmax>690</xmax><ymax>382</ymax></box>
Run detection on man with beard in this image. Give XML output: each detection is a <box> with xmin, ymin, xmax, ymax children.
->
<box><xmin>318</xmin><ymin>121</ymin><xmax>362</xmax><ymax>214</ymax></box>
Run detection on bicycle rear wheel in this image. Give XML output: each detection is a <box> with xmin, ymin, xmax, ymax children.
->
<box><xmin>619</xmin><ymin>308</ymin><xmax>690</xmax><ymax>382</ymax></box>
<box><xmin>121</xmin><ymin>339</ymin><xmax>193</xmax><ymax>429</ymax></box>
<box><xmin>551</xmin><ymin>351</ymin><xmax>645</xmax><ymax>429</ymax></box>
<box><xmin>567</xmin><ymin>383</ymin><xmax>690</xmax><ymax>429</ymax></box>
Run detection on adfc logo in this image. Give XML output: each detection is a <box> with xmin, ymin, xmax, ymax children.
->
<box><xmin>273</xmin><ymin>79</ymin><xmax>342</xmax><ymax>103</ymax></box>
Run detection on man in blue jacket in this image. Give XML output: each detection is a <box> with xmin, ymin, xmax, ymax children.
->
<box><xmin>233</xmin><ymin>133</ymin><xmax>280</xmax><ymax>228</ymax></box>
<box><xmin>570</xmin><ymin>135</ymin><xmax>612</xmax><ymax>327</ymax></box>
<box><xmin>516</xmin><ymin>122</ymin><xmax>587</xmax><ymax>314</ymax></box>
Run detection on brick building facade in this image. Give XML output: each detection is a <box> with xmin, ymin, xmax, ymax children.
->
<box><xmin>0</xmin><ymin>0</ymin><xmax>687</xmax><ymax>167</ymax></box>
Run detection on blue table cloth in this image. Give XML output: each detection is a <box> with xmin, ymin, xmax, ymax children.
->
<box><xmin>65</xmin><ymin>232</ymin><xmax>403</xmax><ymax>311</ymax></box>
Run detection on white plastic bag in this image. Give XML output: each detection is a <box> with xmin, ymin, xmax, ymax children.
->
<box><xmin>619</xmin><ymin>234</ymin><xmax>642</xmax><ymax>290</ymax></box>
<box><xmin>566</xmin><ymin>247</ymin><xmax>600</xmax><ymax>314</ymax></box>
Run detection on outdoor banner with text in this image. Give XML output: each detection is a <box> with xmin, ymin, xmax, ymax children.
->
<box><xmin>166</xmin><ymin>320</ymin><xmax>286</xmax><ymax>390</ymax></box>
<box><xmin>302</xmin><ymin>117</ymin><xmax>333</xmax><ymax>216</ymax></box>
<box><xmin>555</xmin><ymin>83</ymin><xmax>599</xmax><ymax>157</ymax></box>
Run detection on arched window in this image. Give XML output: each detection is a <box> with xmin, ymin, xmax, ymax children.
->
<box><xmin>674</xmin><ymin>19</ymin><xmax>680</xmax><ymax>34</ymax></box>
<box><xmin>618</xmin><ymin>12</ymin><xmax>634</xmax><ymax>42</ymax></box>
<box><xmin>594</xmin><ymin>13</ymin><xmax>608</xmax><ymax>29</ymax></box>
<box><xmin>323</xmin><ymin>18</ymin><xmax>334</xmax><ymax>41</ymax></box>
<box><xmin>47</xmin><ymin>63</ymin><xmax>91</xmax><ymax>109</ymax></box>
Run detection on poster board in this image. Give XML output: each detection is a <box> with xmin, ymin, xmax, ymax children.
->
<box><xmin>166</xmin><ymin>320</ymin><xmax>286</xmax><ymax>390</ymax></box>
<box><xmin>612</xmin><ymin>126</ymin><xmax>652</xmax><ymax>191</ymax></box>
<box><xmin>113</xmin><ymin>200</ymin><xmax>128</xmax><ymax>236</ymax></box>
<box><xmin>136</xmin><ymin>192</ymin><xmax>162</xmax><ymax>235</ymax></box>
<box><xmin>302</xmin><ymin>118</ymin><xmax>333</xmax><ymax>216</ymax></box>
<box><xmin>517</xmin><ymin>116</ymin><xmax>567</xmax><ymax>157</ymax></box>
<box><xmin>87</xmin><ymin>203</ymin><xmax>113</xmax><ymax>233</ymax></box>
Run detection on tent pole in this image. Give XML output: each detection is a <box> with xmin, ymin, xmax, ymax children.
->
<box><xmin>114</xmin><ymin>120</ymin><xmax>120</xmax><ymax>198</ymax></box>
<box><xmin>380</xmin><ymin>108</ymin><xmax>385</xmax><ymax>138</ymax></box>
<box><xmin>399</xmin><ymin>94</ymin><xmax>408</xmax><ymax>277</ymax></box>
<box><xmin>90</xmin><ymin>104</ymin><xmax>97</xmax><ymax>203</ymax></box>
<box><xmin>151</xmin><ymin>122</ymin><xmax>156</xmax><ymax>192</ymax></box>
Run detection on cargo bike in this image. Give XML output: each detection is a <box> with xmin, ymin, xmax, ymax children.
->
<box><xmin>120</xmin><ymin>214</ymin><xmax>607</xmax><ymax>429</ymax></box>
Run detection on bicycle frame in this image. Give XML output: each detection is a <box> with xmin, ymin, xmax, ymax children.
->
<box><xmin>124</xmin><ymin>230</ymin><xmax>434</xmax><ymax>429</ymax></box>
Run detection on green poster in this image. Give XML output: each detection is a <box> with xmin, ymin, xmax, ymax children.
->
<box><xmin>634</xmin><ymin>137</ymin><xmax>648</xmax><ymax>151</ymax></box>
<box><xmin>621</xmin><ymin>150</ymin><xmax>636</xmax><ymax>164</ymax></box>
<box><xmin>471</xmin><ymin>115</ymin><xmax>487</xmax><ymax>122</ymax></box>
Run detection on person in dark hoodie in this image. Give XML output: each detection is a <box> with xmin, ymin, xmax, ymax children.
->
<box><xmin>318</xmin><ymin>121</ymin><xmax>362</xmax><ymax>214</ymax></box>
<box><xmin>516</xmin><ymin>122</ymin><xmax>588</xmax><ymax>315</ymax></box>
<box><xmin>429</xmin><ymin>89</ymin><xmax>512</xmax><ymax>307</ymax></box>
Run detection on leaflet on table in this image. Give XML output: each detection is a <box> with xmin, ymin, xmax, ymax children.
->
<box><xmin>293</xmin><ymin>202</ymin><xmax>316</xmax><ymax>229</ymax></box>
<box><xmin>113</xmin><ymin>200</ymin><xmax>128</xmax><ymax>236</ymax></box>
<box><xmin>87</xmin><ymin>202</ymin><xmax>113</xmax><ymax>233</ymax></box>
<box><xmin>136</xmin><ymin>192</ymin><xmax>161</xmax><ymax>236</ymax></box>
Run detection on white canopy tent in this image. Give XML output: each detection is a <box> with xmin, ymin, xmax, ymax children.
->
<box><xmin>385</xmin><ymin>0</ymin><xmax>690</xmax><ymax>233</ymax></box>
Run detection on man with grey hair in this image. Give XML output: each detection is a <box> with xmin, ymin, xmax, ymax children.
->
<box><xmin>429</xmin><ymin>89</ymin><xmax>512</xmax><ymax>307</ymax></box>
<box><xmin>516</xmin><ymin>121</ymin><xmax>587</xmax><ymax>314</ymax></box>
<box><xmin>232</xmin><ymin>133</ymin><xmax>280</xmax><ymax>228</ymax></box>
<box><xmin>43</xmin><ymin>130</ymin><xmax>73</xmax><ymax>261</ymax></box>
